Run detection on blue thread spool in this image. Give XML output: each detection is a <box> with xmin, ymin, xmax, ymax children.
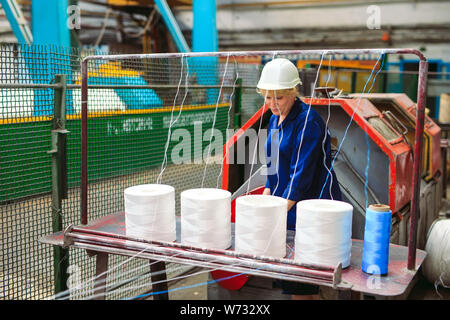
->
<box><xmin>362</xmin><ymin>204</ymin><xmax>392</xmax><ymax>275</ymax></box>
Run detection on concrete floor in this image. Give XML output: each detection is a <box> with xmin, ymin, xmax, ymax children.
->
<box><xmin>168</xmin><ymin>269</ymin><xmax>209</xmax><ymax>300</ymax></box>
<box><xmin>164</xmin><ymin>269</ymin><xmax>450</xmax><ymax>300</ymax></box>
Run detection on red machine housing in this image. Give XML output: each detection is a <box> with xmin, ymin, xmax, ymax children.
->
<box><xmin>216</xmin><ymin>95</ymin><xmax>443</xmax><ymax>292</ymax></box>
<box><xmin>304</xmin><ymin>97</ymin><xmax>413</xmax><ymax>214</ymax></box>
<box><xmin>222</xmin><ymin>97</ymin><xmax>414</xmax><ymax>215</ymax></box>
<box><xmin>353</xmin><ymin>93</ymin><xmax>441</xmax><ymax>181</ymax></box>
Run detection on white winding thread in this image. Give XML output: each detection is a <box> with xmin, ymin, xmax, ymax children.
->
<box><xmin>157</xmin><ymin>55</ymin><xmax>188</xmax><ymax>184</ymax></box>
<box><xmin>216</xmin><ymin>56</ymin><xmax>240</xmax><ymax>189</ymax></box>
<box><xmin>295</xmin><ymin>199</ymin><xmax>353</xmax><ymax>268</ymax></box>
<box><xmin>235</xmin><ymin>194</ymin><xmax>287</xmax><ymax>258</ymax></box>
<box><xmin>246</xmin><ymin>98</ymin><xmax>269</xmax><ymax>195</ymax></box>
<box><xmin>320</xmin><ymin>54</ymin><xmax>334</xmax><ymax>199</ymax></box>
<box><xmin>270</xmin><ymin>88</ymin><xmax>285</xmax><ymax>196</ymax></box>
<box><xmin>247</xmin><ymin>53</ymin><xmax>279</xmax><ymax>195</ymax></box>
<box><xmin>422</xmin><ymin>218</ymin><xmax>450</xmax><ymax>293</ymax></box>
<box><xmin>180</xmin><ymin>188</ymin><xmax>232</xmax><ymax>250</ymax></box>
<box><xmin>201</xmin><ymin>54</ymin><xmax>230</xmax><ymax>188</ymax></box>
<box><xmin>286</xmin><ymin>52</ymin><xmax>326</xmax><ymax>200</ymax></box>
<box><xmin>124</xmin><ymin>184</ymin><xmax>176</xmax><ymax>242</ymax></box>
<box><xmin>49</xmin><ymin>246</ymin><xmax>151</xmax><ymax>300</ymax></box>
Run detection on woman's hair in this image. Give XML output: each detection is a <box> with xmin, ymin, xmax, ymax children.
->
<box><xmin>256</xmin><ymin>85</ymin><xmax>301</xmax><ymax>98</ymax></box>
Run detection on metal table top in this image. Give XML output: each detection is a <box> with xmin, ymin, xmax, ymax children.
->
<box><xmin>40</xmin><ymin>211</ymin><xmax>426</xmax><ymax>297</ymax></box>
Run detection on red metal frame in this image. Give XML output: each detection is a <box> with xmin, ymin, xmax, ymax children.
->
<box><xmin>81</xmin><ymin>49</ymin><xmax>428</xmax><ymax>271</ymax></box>
<box><xmin>222</xmin><ymin>97</ymin><xmax>415</xmax><ymax>213</ymax></box>
<box><xmin>393</xmin><ymin>94</ymin><xmax>441</xmax><ymax>179</ymax></box>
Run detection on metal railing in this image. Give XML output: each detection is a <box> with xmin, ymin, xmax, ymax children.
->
<box><xmin>0</xmin><ymin>43</ymin><xmax>260</xmax><ymax>299</ymax></box>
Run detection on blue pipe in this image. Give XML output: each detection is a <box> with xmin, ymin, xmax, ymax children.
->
<box><xmin>31</xmin><ymin>0</ymin><xmax>70</xmax><ymax>47</ymax></box>
<box><xmin>31</xmin><ymin>0</ymin><xmax>72</xmax><ymax>115</ymax></box>
<box><xmin>192</xmin><ymin>0</ymin><xmax>219</xmax><ymax>105</ymax></box>
<box><xmin>193</xmin><ymin>0</ymin><xmax>218</xmax><ymax>53</ymax></box>
<box><xmin>0</xmin><ymin>0</ymin><xmax>33</xmax><ymax>45</ymax></box>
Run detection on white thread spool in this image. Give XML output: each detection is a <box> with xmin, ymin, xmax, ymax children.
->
<box><xmin>180</xmin><ymin>188</ymin><xmax>232</xmax><ymax>250</ymax></box>
<box><xmin>295</xmin><ymin>199</ymin><xmax>353</xmax><ymax>268</ymax></box>
<box><xmin>235</xmin><ymin>195</ymin><xmax>287</xmax><ymax>258</ymax></box>
<box><xmin>124</xmin><ymin>184</ymin><xmax>176</xmax><ymax>242</ymax></box>
<box><xmin>422</xmin><ymin>218</ymin><xmax>450</xmax><ymax>286</ymax></box>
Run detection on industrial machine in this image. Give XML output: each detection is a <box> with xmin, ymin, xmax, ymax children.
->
<box><xmin>212</xmin><ymin>91</ymin><xmax>444</xmax><ymax>299</ymax></box>
<box><xmin>39</xmin><ymin>48</ymin><xmax>442</xmax><ymax>301</ymax></box>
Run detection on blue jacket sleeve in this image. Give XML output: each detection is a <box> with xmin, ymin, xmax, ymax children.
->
<box><xmin>282</xmin><ymin>119</ymin><xmax>323</xmax><ymax>201</ymax></box>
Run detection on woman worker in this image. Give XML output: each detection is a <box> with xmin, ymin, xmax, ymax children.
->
<box><xmin>258</xmin><ymin>58</ymin><xmax>342</xmax><ymax>300</ymax></box>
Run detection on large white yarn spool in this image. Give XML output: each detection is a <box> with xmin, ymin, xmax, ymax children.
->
<box><xmin>180</xmin><ymin>188</ymin><xmax>232</xmax><ymax>249</ymax></box>
<box><xmin>235</xmin><ymin>195</ymin><xmax>287</xmax><ymax>258</ymax></box>
<box><xmin>295</xmin><ymin>199</ymin><xmax>353</xmax><ymax>268</ymax></box>
<box><xmin>124</xmin><ymin>184</ymin><xmax>176</xmax><ymax>242</ymax></box>
<box><xmin>422</xmin><ymin>218</ymin><xmax>450</xmax><ymax>286</ymax></box>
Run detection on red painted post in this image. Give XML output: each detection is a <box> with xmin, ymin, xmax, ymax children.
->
<box><xmin>407</xmin><ymin>60</ymin><xmax>428</xmax><ymax>270</ymax></box>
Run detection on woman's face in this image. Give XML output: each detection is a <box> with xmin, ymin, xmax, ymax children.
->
<box><xmin>264</xmin><ymin>92</ymin><xmax>296</xmax><ymax>117</ymax></box>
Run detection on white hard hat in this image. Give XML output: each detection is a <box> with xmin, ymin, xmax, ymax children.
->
<box><xmin>257</xmin><ymin>58</ymin><xmax>302</xmax><ymax>90</ymax></box>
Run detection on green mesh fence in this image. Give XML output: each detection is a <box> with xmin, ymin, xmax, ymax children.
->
<box><xmin>0</xmin><ymin>44</ymin><xmax>263</xmax><ymax>299</ymax></box>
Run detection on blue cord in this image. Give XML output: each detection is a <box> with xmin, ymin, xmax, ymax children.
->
<box><xmin>364</xmin><ymin>54</ymin><xmax>386</xmax><ymax>208</ymax></box>
<box><xmin>361</xmin><ymin>205</ymin><xmax>392</xmax><ymax>275</ymax></box>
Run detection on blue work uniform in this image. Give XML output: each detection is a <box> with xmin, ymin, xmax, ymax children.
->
<box><xmin>265</xmin><ymin>97</ymin><xmax>342</xmax><ymax>230</ymax></box>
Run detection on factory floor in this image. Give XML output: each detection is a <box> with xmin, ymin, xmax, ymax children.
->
<box><xmin>163</xmin><ymin>269</ymin><xmax>450</xmax><ymax>300</ymax></box>
<box><xmin>162</xmin><ymin>184</ymin><xmax>450</xmax><ymax>301</ymax></box>
<box><xmin>167</xmin><ymin>270</ymin><xmax>209</xmax><ymax>300</ymax></box>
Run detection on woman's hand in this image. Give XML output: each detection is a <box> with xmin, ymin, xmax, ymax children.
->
<box><xmin>264</xmin><ymin>188</ymin><xmax>295</xmax><ymax>211</ymax></box>
<box><xmin>287</xmin><ymin>200</ymin><xmax>296</xmax><ymax>212</ymax></box>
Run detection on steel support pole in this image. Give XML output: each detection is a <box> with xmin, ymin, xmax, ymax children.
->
<box><xmin>149</xmin><ymin>260</ymin><xmax>169</xmax><ymax>300</ymax></box>
<box><xmin>0</xmin><ymin>0</ymin><xmax>33</xmax><ymax>45</ymax></box>
<box><xmin>93</xmin><ymin>252</ymin><xmax>109</xmax><ymax>300</ymax></box>
<box><xmin>31</xmin><ymin>0</ymin><xmax>70</xmax><ymax>47</ymax></box>
<box><xmin>407</xmin><ymin>60</ymin><xmax>428</xmax><ymax>270</ymax></box>
<box><xmin>49</xmin><ymin>74</ymin><xmax>70</xmax><ymax>293</ymax></box>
